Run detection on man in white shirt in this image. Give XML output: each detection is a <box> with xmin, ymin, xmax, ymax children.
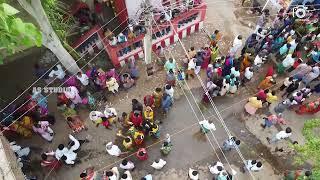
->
<box><xmin>244</xmin><ymin>67</ymin><xmax>253</xmax><ymax>82</ymax></box>
<box><xmin>242</xmin><ymin>159</ymin><xmax>257</xmax><ymax>172</ymax></box>
<box><xmin>229</xmin><ymin>35</ymin><xmax>243</xmax><ymax>57</ymax></box>
<box><xmin>282</xmin><ymin>54</ymin><xmax>295</xmax><ymax>68</ymax></box>
<box><xmin>76</xmin><ymin>72</ymin><xmax>89</xmax><ymax>86</ymax></box>
<box><xmin>106</xmin><ymin>142</ymin><xmax>122</xmax><ymax>157</ymax></box>
<box><xmin>55</xmin><ymin>144</ymin><xmax>68</xmax><ymax>160</ymax></box>
<box><xmin>165</xmin><ymin>84</ymin><xmax>174</xmax><ymax>99</ymax></box>
<box><xmin>68</xmin><ymin>134</ymin><xmax>80</xmax><ymax>152</ymax></box>
<box><xmin>151</xmin><ymin>159</ymin><xmax>166</xmax><ymax>170</ymax></box>
<box><xmin>49</xmin><ymin>64</ymin><xmax>65</xmax><ymax>80</ymax></box>
<box><xmin>104</xmin><ymin>106</ymin><xmax>117</xmax><ymax>119</ymax></box>
<box><xmin>267</xmin><ymin>127</ymin><xmax>292</xmax><ymax>144</ymax></box>
<box><xmin>188</xmin><ymin>168</ymin><xmax>199</xmax><ymax>180</ymax></box>
<box><xmin>209</xmin><ymin>161</ymin><xmax>224</xmax><ymax>175</ymax></box>
<box><xmin>89</xmin><ymin>110</ymin><xmax>105</xmax><ymax>123</ymax></box>
<box><xmin>119</xmin><ymin>159</ymin><xmax>135</xmax><ymax>170</ymax></box>
<box><xmin>61</xmin><ymin>151</ymin><xmax>77</xmax><ymax>165</ymax></box>
<box><xmin>251</xmin><ymin>161</ymin><xmax>263</xmax><ymax>171</ymax></box>
<box><xmin>105</xmin><ymin>167</ymin><xmax>120</xmax><ymax>180</ymax></box>
<box><xmin>120</xmin><ymin>170</ymin><xmax>132</xmax><ymax>180</ymax></box>
<box><xmin>254</xmin><ymin>54</ymin><xmax>263</xmax><ymax>66</ymax></box>
<box><xmin>199</xmin><ymin>119</ymin><xmax>216</xmax><ymax>133</ymax></box>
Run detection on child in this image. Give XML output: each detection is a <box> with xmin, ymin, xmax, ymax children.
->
<box><xmin>160</xmin><ymin>141</ymin><xmax>172</xmax><ymax>156</ymax></box>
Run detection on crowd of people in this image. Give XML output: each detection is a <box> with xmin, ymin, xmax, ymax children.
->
<box><xmin>0</xmin><ymin>1</ymin><xmax>319</xmax><ymax>179</ymax></box>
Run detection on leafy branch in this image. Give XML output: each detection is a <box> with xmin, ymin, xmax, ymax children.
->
<box><xmin>294</xmin><ymin>118</ymin><xmax>320</xmax><ymax>179</ymax></box>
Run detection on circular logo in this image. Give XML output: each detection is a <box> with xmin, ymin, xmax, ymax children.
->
<box><xmin>295</xmin><ymin>6</ymin><xmax>306</xmax><ymax>18</ymax></box>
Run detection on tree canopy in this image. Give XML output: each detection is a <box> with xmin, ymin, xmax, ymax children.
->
<box><xmin>0</xmin><ymin>2</ymin><xmax>42</xmax><ymax>64</ymax></box>
<box><xmin>294</xmin><ymin>118</ymin><xmax>320</xmax><ymax>179</ymax></box>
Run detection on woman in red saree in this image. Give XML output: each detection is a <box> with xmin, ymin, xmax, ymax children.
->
<box><xmin>41</xmin><ymin>153</ymin><xmax>62</xmax><ymax>170</ymax></box>
<box><xmin>296</xmin><ymin>98</ymin><xmax>320</xmax><ymax>115</ymax></box>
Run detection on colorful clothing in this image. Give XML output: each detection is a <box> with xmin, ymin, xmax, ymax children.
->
<box><xmin>296</xmin><ymin>98</ymin><xmax>320</xmax><ymax>115</ymax></box>
<box><xmin>67</xmin><ymin>115</ymin><xmax>86</xmax><ymax>133</ymax></box>
<box><xmin>153</xmin><ymin>91</ymin><xmax>163</xmax><ymax>108</ymax></box>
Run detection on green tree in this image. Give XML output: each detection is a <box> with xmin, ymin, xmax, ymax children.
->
<box><xmin>294</xmin><ymin>118</ymin><xmax>320</xmax><ymax>179</ymax></box>
<box><xmin>16</xmin><ymin>0</ymin><xmax>81</xmax><ymax>73</ymax></box>
<box><xmin>0</xmin><ymin>2</ymin><xmax>42</xmax><ymax>64</ymax></box>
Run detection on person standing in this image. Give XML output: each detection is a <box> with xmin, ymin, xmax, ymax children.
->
<box><xmin>279</xmin><ymin>77</ymin><xmax>294</xmax><ymax>91</ymax></box>
<box><xmin>164</xmin><ymin>58</ymin><xmax>176</xmax><ymax>72</ymax></box>
<box><xmin>186</xmin><ymin>58</ymin><xmax>196</xmax><ymax>80</ymax></box>
<box><xmin>229</xmin><ymin>35</ymin><xmax>243</xmax><ymax>57</ymax></box>
<box><xmin>153</xmin><ymin>88</ymin><xmax>163</xmax><ymax>108</ymax></box>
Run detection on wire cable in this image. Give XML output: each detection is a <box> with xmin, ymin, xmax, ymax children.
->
<box><xmin>0</xmin><ymin>8</ymin><xmax>127</xmax><ymax>114</ymax></box>
<box><xmin>0</xmin><ymin>18</ymin><xmax>130</xmax><ymax>134</ymax></box>
<box><xmin>0</xmin><ymin>16</ymin><xmax>132</xmax><ymax>125</ymax></box>
<box><xmin>155</xmin><ymin>1</ymin><xmax>257</xmax><ymax>178</ymax></box>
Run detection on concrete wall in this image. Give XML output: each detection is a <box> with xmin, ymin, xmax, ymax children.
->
<box><xmin>0</xmin><ymin>135</ymin><xmax>25</xmax><ymax>180</ymax></box>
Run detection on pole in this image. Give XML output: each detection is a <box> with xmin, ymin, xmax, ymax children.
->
<box><xmin>143</xmin><ymin>0</ymin><xmax>154</xmax><ymax>76</ymax></box>
<box><xmin>262</xmin><ymin>0</ymin><xmax>271</xmax><ymax>11</ymax></box>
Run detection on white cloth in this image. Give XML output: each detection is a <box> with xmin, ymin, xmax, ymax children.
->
<box><xmin>209</xmin><ymin>161</ymin><xmax>224</xmax><ymax>175</ymax></box>
<box><xmin>188</xmin><ymin>59</ymin><xmax>196</xmax><ymax>70</ymax></box>
<box><xmin>275</xmin><ymin>131</ymin><xmax>291</xmax><ymax>140</ymax></box>
<box><xmin>89</xmin><ymin>111</ymin><xmax>105</xmax><ymax>122</ymax></box>
<box><xmin>245</xmin><ymin>160</ymin><xmax>256</xmax><ymax>170</ymax></box>
<box><xmin>10</xmin><ymin>142</ymin><xmax>30</xmax><ymax>158</ymax></box>
<box><xmin>120</xmin><ymin>170</ymin><xmax>132</xmax><ymax>180</ymax></box>
<box><xmin>49</xmin><ymin>64</ymin><xmax>65</xmax><ymax>79</ymax></box>
<box><xmin>165</xmin><ymin>86</ymin><xmax>174</xmax><ymax>98</ymax></box>
<box><xmin>120</xmin><ymin>161</ymin><xmax>135</xmax><ymax>170</ymax></box>
<box><xmin>55</xmin><ymin>147</ymin><xmax>68</xmax><ymax>160</ymax></box>
<box><xmin>106</xmin><ymin>142</ymin><xmax>122</xmax><ymax>157</ymax></box>
<box><xmin>283</xmin><ymin>77</ymin><xmax>293</xmax><ymax>87</ymax></box>
<box><xmin>254</xmin><ymin>55</ymin><xmax>263</xmax><ymax>66</ymax></box>
<box><xmin>143</xmin><ymin>174</ymin><xmax>153</xmax><ymax>180</ymax></box>
<box><xmin>69</xmin><ymin>134</ymin><xmax>80</xmax><ymax>152</ymax></box>
<box><xmin>251</xmin><ymin>164</ymin><xmax>263</xmax><ymax>171</ymax></box>
<box><xmin>64</xmin><ymin>149</ymin><xmax>77</xmax><ymax>165</ymax></box>
<box><xmin>229</xmin><ymin>37</ymin><xmax>242</xmax><ymax>56</ymax></box>
<box><xmin>108</xmin><ymin>167</ymin><xmax>120</xmax><ymax>180</ymax></box>
<box><xmin>207</xmin><ymin>81</ymin><xmax>217</xmax><ymax>91</ymax></box>
<box><xmin>104</xmin><ymin>107</ymin><xmax>117</xmax><ymax>118</ymax></box>
<box><xmin>77</xmin><ymin>74</ymin><xmax>89</xmax><ymax>86</ymax></box>
<box><xmin>229</xmin><ymin>84</ymin><xmax>238</xmax><ymax>94</ymax></box>
<box><xmin>244</xmin><ymin>67</ymin><xmax>253</xmax><ymax>80</ymax></box>
<box><xmin>282</xmin><ymin>54</ymin><xmax>295</xmax><ymax>68</ymax></box>
<box><xmin>219</xmin><ymin>80</ymin><xmax>230</xmax><ymax>96</ymax></box>
<box><xmin>164</xmin><ymin>134</ymin><xmax>171</xmax><ymax>144</ymax></box>
<box><xmin>199</xmin><ymin>120</ymin><xmax>216</xmax><ymax>131</ymax></box>
<box><xmin>231</xmin><ymin>67</ymin><xmax>240</xmax><ymax>77</ymax></box>
<box><xmin>151</xmin><ymin>159</ymin><xmax>166</xmax><ymax>170</ymax></box>
<box><xmin>189</xmin><ymin>168</ymin><xmax>199</xmax><ymax>180</ymax></box>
